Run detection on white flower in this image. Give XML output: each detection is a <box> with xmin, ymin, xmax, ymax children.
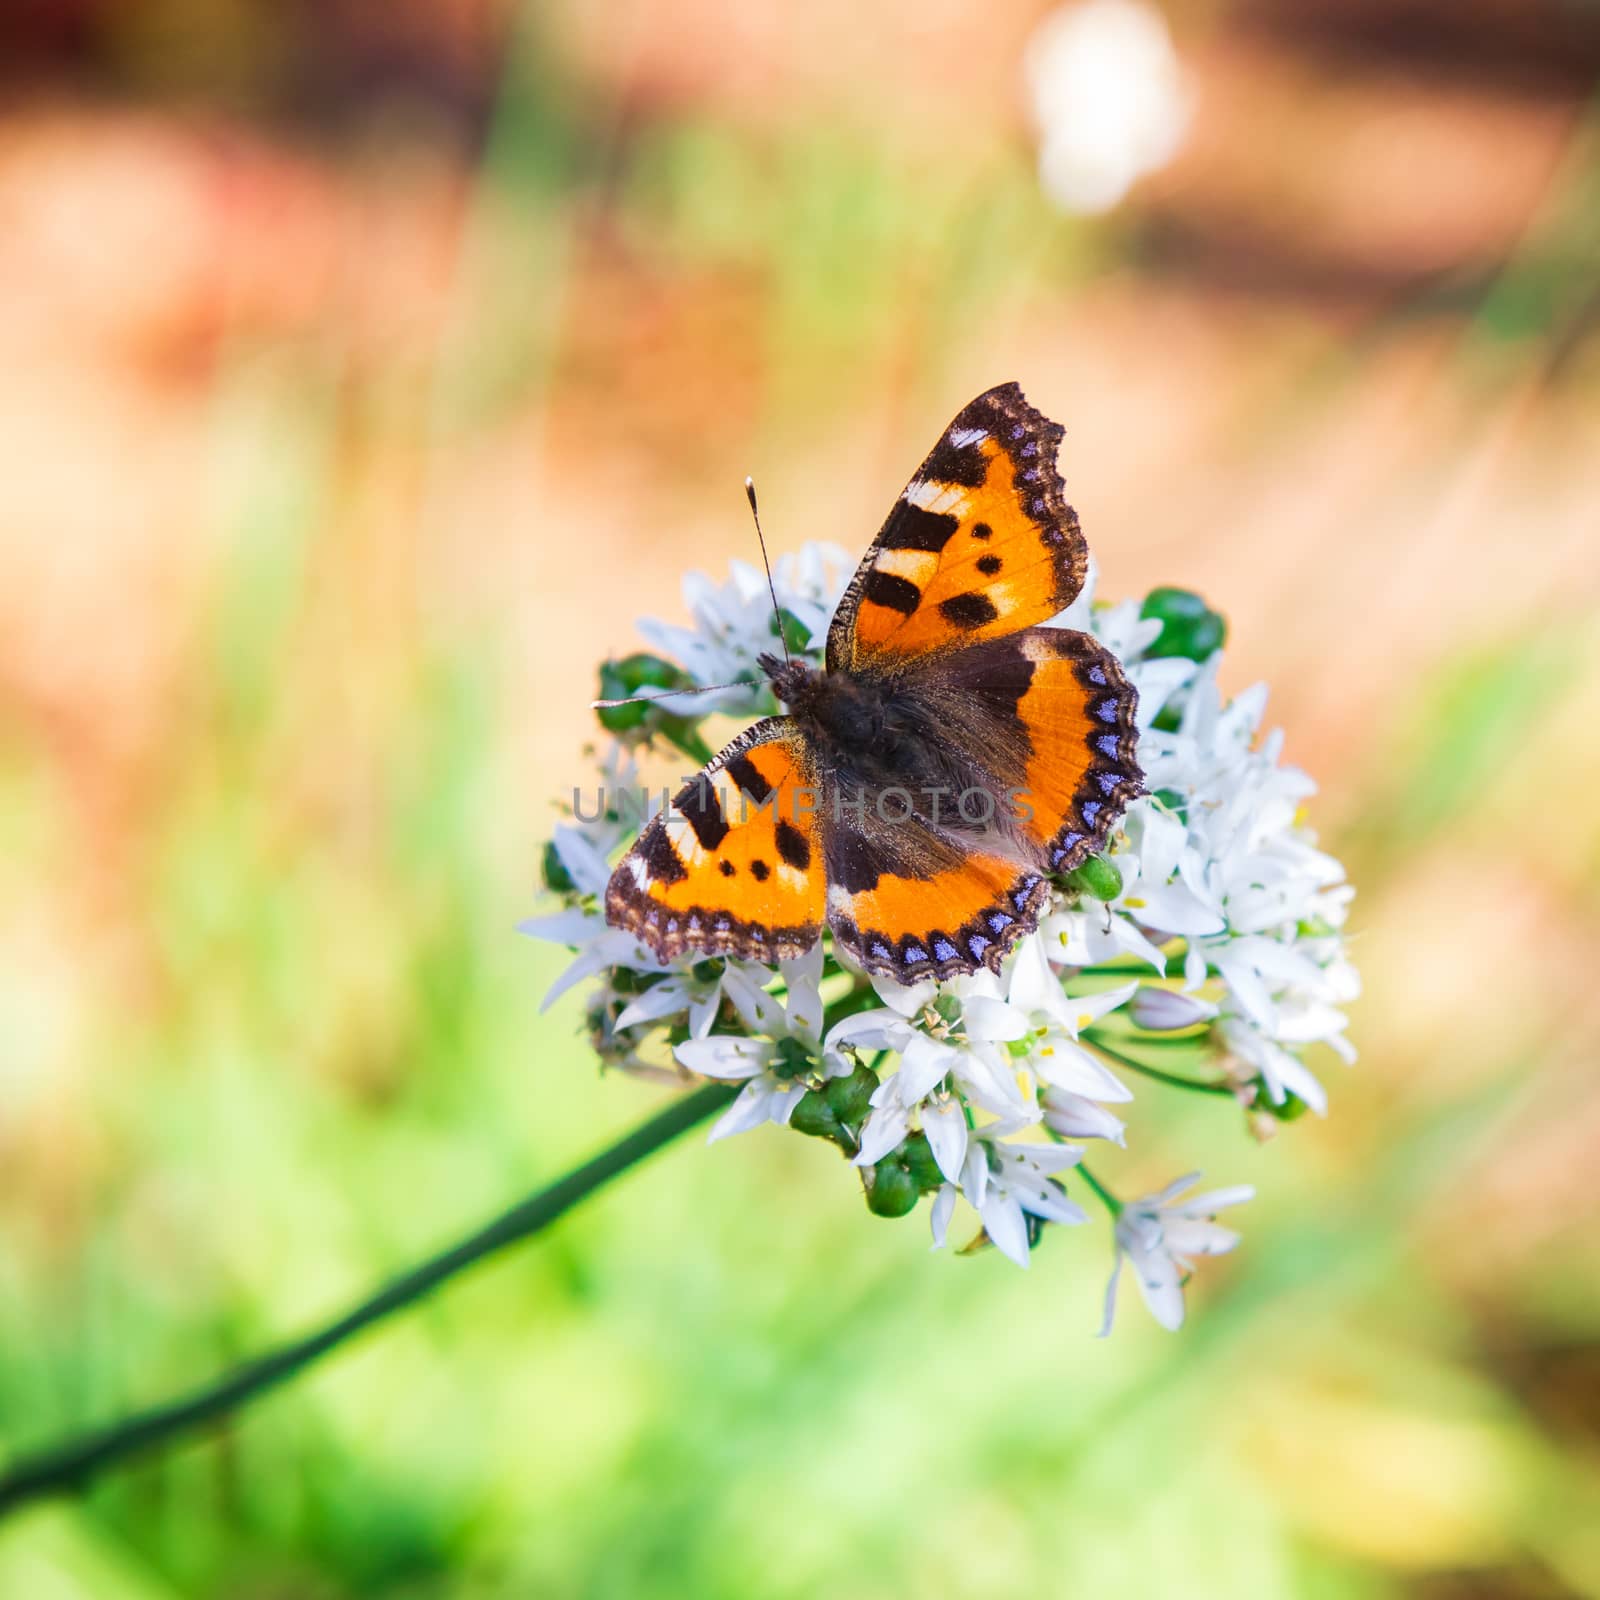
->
<box><xmin>1129</xmin><ymin>985</ymin><xmax>1218</xmax><ymax>1031</ymax></box>
<box><xmin>834</xmin><ymin>981</ymin><xmax>1032</xmax><ymax>1173</ymax></box>
<box><xmin>613</xmin><ymin>961</ymin><xmax>745</xmax><ymax>1042</ymax></box>
<box><xmin>829</xmin><ymin>959</ymin><xmax>1054</xmax><ymax>1157</ymax></box>
<box><xmin>674</xmin><ymin>947</ymin><xmax>839</xmax><ymax>1141</ymax></box>
<box><xmin>1216</xmin><ymin>1015</ymin><xmax>1329</xmax><ymax>1115</ymax></box>
<box><xmin>1054</xmin><ymin>636</ymin><xmax>1358</xmax><ymax>1111</ymax></box>
<box><xmin>1041</xmin><ymin>1085</ymin><xmax>1127</xmax><ymax>1146</ymax></box>
<box><xmin>1025</xmin><ymin>0</ymin><xmax>1191</xmax><ymax>215</ymax></box>
<box><xmin>635</xmin><ymin>544</ymin><xmax>852</xmax><ymax>715</ymax></box>
<box><xmin>1100</xmin><ymin>1173</ymin><xmax>1253</xmax><ymax>1333</ymax></box>
<box><xmin>548</xmin><ymin>740</ymin><xmax>642</xmax><ymax>888</ymax></box>
<box><xmin>1005</xmin><ymin>936</ymin><xmax>1138</xmax><ymax>1104</ymax></box>
<box><xmin>930</xmin><ymin>1131</ymin><xmax>1089</xmax><ymax>1267</ymax></box>
<box><xmin>520</xmin><ymin>906</ymin><xmax>673</xmax><ymax>1012</ymax></box>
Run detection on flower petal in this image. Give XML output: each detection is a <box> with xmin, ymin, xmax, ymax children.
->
<box><xmin>870</xmin><ymin>970</ymin><xmax>936</xmax><ymax>1017</ymax></box>
<box><xmin>963</xmin><ymin>995</ymin><xmax>1030</xmax><ymax>1043</ymax></box>
<box><xmin>896</xmin><ymin>1033</ymin><xmax>961</xmax><ymax>1104</ymax></box>
<box><xmin>549</xmin><ymin>824</ymin><xmax>614</xmax><ymax>897</ymax></box>
<box><xmin>853</xmin><ymin>1101</ymin><xmax>911</xmax><ymax>1166</ymax></box>
<box><xmin>708</xmin><ymin>1078</ymin><xmax>779</xmax><ymax>1142</ymax></box>
<box><xmin>675</xmin><ymin>1036</ymin><xmax>771</xmax><ymax>1080</ymax></box>
<box><xmin>1098</xmin><ymin>1250</ymin><xmax>1125</xmax><ymax>1338</ymax></box>
<box><xmin>922</xmin><ymin>1098</ymin><xmax>970</xmax><ymax>1184</ymax></box>
<box><xmin>980</xmin><ymin>1190</ymin><xmax>1031</xmax><ymax>1268</ymax></box>
<box><xmin>1042</xmin><ymin>1088</ymin><xmax>1127</xmax><ymax>1145</ymax></box>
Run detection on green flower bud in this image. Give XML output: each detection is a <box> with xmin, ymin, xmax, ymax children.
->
<box><xmin>595</xmin><ymin>653</ymin><xmax>692</xmax><ymax>734</ymax></box>
<box><xmin>771</xmin><ymin>1037</ymin><xmax>815</xmax><ymax>1081</ymax></box>
<box><xmin>1060</xmin><ymin>853</ymin><xmax>1123</xmax><ymax>901</ymax></box>
<box><xmin>865</xmin><ymin>1159</ymin><xmax>920</xmax><ymax>1218</ymax></box>
<box><xmin>824</xmin><ymin>1061</ymin><xmax>878</xmax><ymax>1124</ymax></box>
<box><xmin>900</xmin><ymin>1132</ymin><xmax>945</xmax><ymax>1192</ymax></box>
<box><xmin>1139</xmin><ymin>587</ymin><xmax>1227</xmax><ymax>663</ymax></box>
<box><xmin>789</xmin><ymin>1090</ymin><xmax>844</xmax><ymax>1141</ymax></box>
<box><xmin>1257</xmin><ymin>1083</ymin><xmax>1311</xmax><ymax>1121</ymax></box>
<box><xmin>542</xmin><ymin>839</ymin><xmax>577</xmax><ymax>894</ymax></box>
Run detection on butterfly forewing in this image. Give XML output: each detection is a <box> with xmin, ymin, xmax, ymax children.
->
<box><xmin>827</xmin><ymin>382</ymin><xmax>1089</xmax><ymax>675</ymax></box>
<box><xmin>605</xmin><ymin>719</ymin><xmax>826</xmax><ymax>964</ymax></box>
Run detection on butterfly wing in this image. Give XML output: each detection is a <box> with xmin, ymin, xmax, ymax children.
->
<box><xmin>825</xmin><ymin>813</ymin><xmax>1053</xmax><ymax>981</ymax></box>
<box><xmin>820</xmin><ymin>628</ymin><xmax>1139</xmax><ymax>982</ymax></box>
<box><xmin>605</xmin><ymin>719</ymin><xmax>825</xmax><ymax>964</ymax></box>
<box><xmin>914</xmin><ymin>626</ymin><xmax>1142</xmax><ymax>876</ymax></box>
<box><xmin>827</xmin><ymin>382</ymin><xmax>1087</xmax><ymax>675</ymax></box>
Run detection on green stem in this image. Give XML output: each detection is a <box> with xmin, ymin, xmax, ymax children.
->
<box><xmin>0</xmin><ymin>1080</ymin><xmax>738</xmax><ymax>1521</ymax></box>
<box><xmin>1077</xmin><ymin>1163</ymin><xmax>1123</xmax><ymax>1217</ymax></box>
<box><xmin>1083</xmin><ymin>1034</ymin><xmax>1237</xmax><ymax>1098</ymax></box>
<box><xmin>1088</xmin><ymin>1026</ymin><xmax>1212</xmax><ymax>1050</ymax></box>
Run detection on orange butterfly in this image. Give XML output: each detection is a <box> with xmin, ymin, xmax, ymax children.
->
<box><xmin>605</xmin><ymin>382</ymin><xmax>1142</xmax><ymax>981</ymax></box>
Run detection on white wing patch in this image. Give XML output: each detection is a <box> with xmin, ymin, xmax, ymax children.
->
<box><xmin>903</xmin><ymin>478</ymin><xmax>969</xmax><ymax>514</ymax></box>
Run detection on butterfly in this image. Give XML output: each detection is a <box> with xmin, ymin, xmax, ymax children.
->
<box><xmin>604</xmin><ymin>382</ymin><xmax>1142</xmax><ymax>982</ymax></box>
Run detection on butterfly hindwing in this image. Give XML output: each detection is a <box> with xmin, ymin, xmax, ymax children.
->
<box><xmin>823</xmin><ymin>803</ymin><xmax>1052</xmax><ymax>982</ymax></box>
<box><xmin>818</xmin><ymin>627</ymin><xmax>1139</xmax><ymax>982</ymax></box>
<box><xmin>827</xmin><ymin>382</ymin><xmax>1088</xmax><ymax>674</ymax></box>
<box><xmin>605</xmin><ymin>719</ymin><xmax>825</xmax><ymax>964</ymax></box>
<box><xmin>913</xmin><ymin>626</ymin><xmax>1142</xmax><ymax>877</ymax></box>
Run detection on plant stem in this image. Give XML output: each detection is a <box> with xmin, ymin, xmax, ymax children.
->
<box><xmin>0</xmin><ymin>1080</ymin><xmax>738</xmax><ymax>1521</ymax></box>
<box><xmin>1077</xmin><ymin>1163</ymin><xmax>1122</xmax><ymax>1217</ymax></box>
<box><xmin>1083</xmin><ymin>1034</ymin><xmax>1237</xmax><ymax>1097</ymax></box>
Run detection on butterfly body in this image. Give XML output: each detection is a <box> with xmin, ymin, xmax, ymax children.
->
<box><xmin>605</xmin><ymin>383</ymin><xmax>1143</xmax><ymax>981</ymax></box>
<box><xmin>762</xmin><ymin>653</ymin><xmax>976</xmax><ymax>802</ymax></box>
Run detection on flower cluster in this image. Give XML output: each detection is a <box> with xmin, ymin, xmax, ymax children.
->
<box><xmin>524</xmin><ymin>548</ymin><xmax>1357</xmax><ymax>1333</ymax></box>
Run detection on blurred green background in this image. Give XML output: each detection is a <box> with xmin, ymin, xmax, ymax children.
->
<box><xmin>3</xmin><ymin>1</ymin><xmax>1600</xmax><ymax>1595</ymax></box>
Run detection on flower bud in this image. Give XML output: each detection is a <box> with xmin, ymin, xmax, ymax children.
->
<box><xmin>1129</xmin><ymin>987</ymin><xmax>1217</xmax><ymax>1031</ymax></box>
<box><xmin>865</xmin><ymin>1159</ymin><xmax>921</xmax><ymax>1217</ymax></box>
<box><xmin>789</xmin><ymin>1089</ymin><xmax>845</xmax><ymax>1142</ymax></box>
<box><xmin>541</xmin><ymin>839</ymin><xmax>577</xmax><ymax>894</ymax></box>
<box><xmin>1259</xmin><ymin>1085</ymin><xmax>1312</xmax><ymax>1122</ymax></box>
<box><xmin>595</xmin><ymin>653</ymin><xmax>692</xmax><ymax>734</ymax></box>
<box><xmin>824</xmin><ymin>1061</ymin><xmax>878</xmax><ymax>1124</ymax></box>
<box><xmin>771</xmin><ymin>1037</ymin><xmax>815</xmax><ymax>1081</ymax></box>
<box><xmin>899</xmin><ymin>1132</ymin><xmax>945</xmax><ymax>1192</ymax></box>
<box><xmin>1059</xmin><ymin>853</ymin><xmax>1122</xmax><ymax>901</ymax></box>
<box><xmin>1139</xmin><ymin>587</ymin><xmax>1227</xmax><ymax>662</ymax></box>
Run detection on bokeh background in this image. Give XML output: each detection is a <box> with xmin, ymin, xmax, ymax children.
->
<box><xmin>3</xmin><ymin>1</ymin><xmax>1600</xmax><ymax>1595</ymax></box>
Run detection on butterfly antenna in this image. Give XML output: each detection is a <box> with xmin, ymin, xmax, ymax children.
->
<box><xmin>592</xmin><ymin>681</ymin><xmax>747</xmax><ymax>710</ymax></box>
<box><xmin>746</xmin><ymin>476</ymin><xmax>790</xmax><ymax>667</ymax></box>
